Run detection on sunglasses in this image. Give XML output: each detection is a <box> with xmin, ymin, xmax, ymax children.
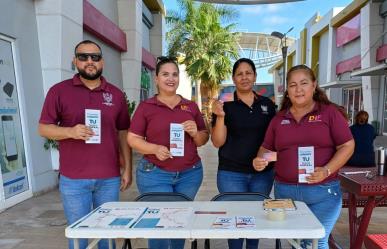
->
<box><xmin>156</xmin><ymin>56</ymin><xmax>177</xmax><ymax>63</ymax></box>
<box><xmin>76</xmin><ymin>53</ymin><xmax>103</xmax><ymax>62</ymax></box>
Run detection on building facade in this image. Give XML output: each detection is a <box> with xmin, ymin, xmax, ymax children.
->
<box><xmin>0</xmin><ymin>0</ymin><xmax>164</xmax><ymax>211</ymax></box>
<box><xmin>271</xmin><ymin>0</ymin><xmax>387</xmax><ymax>133</ymax></box>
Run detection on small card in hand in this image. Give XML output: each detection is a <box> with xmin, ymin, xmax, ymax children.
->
<box><xmin>263</xmin><ymin>199</ymin><xmax>296</xmax><ymax>211</ymax></box>
<box><xmin>263</xmin><ymin>152</ymin><xmax>277</xmax><ymax>162</ymax></box>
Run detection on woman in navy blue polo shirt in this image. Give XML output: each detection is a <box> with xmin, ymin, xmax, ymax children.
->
<box><xmin>211</xmin><ymin>58</ymin><xmax>276</xmax><ymax>249</ymax></box>
<box><xmin>347</xmin><ymin>110</ymin><xmax>376</xmax><ymax>167</ymax></box>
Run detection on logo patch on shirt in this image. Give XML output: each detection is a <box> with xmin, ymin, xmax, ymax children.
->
<box><xmin>102</xmin><ymin>93</ymin><xmax>114</xmax><ymax>106</ymax></box>
<box><xmin>260</xmin><ymin>105</ymin><xmax>269</xmax><ymax>114</ymax></box>
<box><xmin>308</xmin><ymin>115</ymin><xmax>322</xmax><ymax>122</ymax></box>
<box><xmin>180</xmin><ymin>105</ymin><xmax>192</xmax><ymax>112</ymax></box>
<box><xmin>280</xmin><ymin>119</ymin><xmax>290</xmax><ymax>125</ymax></box>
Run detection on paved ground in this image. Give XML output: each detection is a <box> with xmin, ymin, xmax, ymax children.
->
<box><xmin>1</xmin><ymin>138</ymin><xmax>387</xmax><ymax>249</ymax></box>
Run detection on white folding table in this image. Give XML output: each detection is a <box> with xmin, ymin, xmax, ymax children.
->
<box><xmin>65</xmin><ymin>201</ymin><xmax>325</xmax><ymax>249</ymax></box>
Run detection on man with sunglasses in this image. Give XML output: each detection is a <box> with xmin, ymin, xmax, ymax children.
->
<box><xmin>38</xmin><ymin>40</ymin><xmax>131</xmax><ymax>249</ymax></box>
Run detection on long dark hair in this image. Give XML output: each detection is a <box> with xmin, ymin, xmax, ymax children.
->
<box><xmin>280</xmin><ymin>65</ymin><xmax>347</xmax><ymax>119</ymax></box>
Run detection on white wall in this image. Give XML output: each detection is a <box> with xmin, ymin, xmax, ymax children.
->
<box><xmin>318</xmin><ymin>31</ymin><xmax>329</xmax><ymax>85</ymax></box>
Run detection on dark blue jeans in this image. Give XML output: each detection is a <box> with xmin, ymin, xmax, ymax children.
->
<box><xmin>217</xmin><ymin>169</ymin><xmax>275</xmax><ymax>249</ymax></box>
<box><xmin>274</xmin><ymin>180</ymin><xmax>342</xmax><ymax>249</ymax></box>
<box><xmin>136</xmin><ymin>157</ymin><xmax>203</xmax><ymax>249</ymax></box>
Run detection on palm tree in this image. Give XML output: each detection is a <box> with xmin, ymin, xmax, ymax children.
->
<box><xmin>166</xmin><ymin>0</ymin><xmax>239</xmax><ymax>115</ymax></box>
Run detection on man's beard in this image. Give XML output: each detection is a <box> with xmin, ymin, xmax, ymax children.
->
<box><xmin>78</xmin><ymin>66</ymin><xmax>103</xmax><ymax>80</ymax></box>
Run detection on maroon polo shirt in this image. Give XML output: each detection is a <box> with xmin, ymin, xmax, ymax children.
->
<box><xmin>129</xmin><ymin>96</ymin><xmax>206</xmax><ymax>171</ymax></box>
<box><xmin>262</xmin><ymin>103</ymin><xmax>353</xmax><ymax>184</ymax></box>
<box><xmin>39</xmin><ymin>74</ymin><xmax>130</xmax><ymax>179</ymax></box>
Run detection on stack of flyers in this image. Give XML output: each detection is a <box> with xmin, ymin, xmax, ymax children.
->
<box><xmin>236</xmin><ymin>216</ymin><xmax>256</xmax><ymax>228</ymax></box>
<box><xmin>212</xmin><ymin>216</ymin><xmax>256</xmax><ymax>229</ymax></box>
<box><xmin>212</xmin><ymin>217</ymin><xmax>235</xmax><ymax>229</ymax></box>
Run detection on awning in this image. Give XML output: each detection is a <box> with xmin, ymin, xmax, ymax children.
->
<box><xmin>351</xmin><ymin>63</ymin><xmax>387</xmax><ymax>77</ymax></box>
<box><xmin>319</xmin><ymin>80</ymin><xmax>361</xmax><ymax>88</ymax></box>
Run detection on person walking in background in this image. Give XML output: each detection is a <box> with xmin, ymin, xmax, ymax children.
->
<box><xmin>211</xmin><ymin>58</ymin><xmax>276</xmax><ymax>249</ymax></box>
<box><xmin>38</xmin><ymin>40</ymin><xmax>132</xmax><ymax>249</ymax></box>
<box><xmin>253</xmin><ymin>65</ymin><xmax>354</xmax><ymax>249</ymax></box>
<box><xmin>347</xmin><ymin>110</ymin><xmax>376</xmax><ymax>167</ymax></box>
<box><xmin>127</xmin><ymin>56</ymin><xmax>209</xmax><ymax>249</ymax></box>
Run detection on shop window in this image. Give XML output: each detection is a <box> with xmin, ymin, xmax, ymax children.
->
<box><xmin>140</xmin><ymin>67</ymin><xmax>151</xmax><ymax>101</ymax></box>
<box><xmin>343</xmin><ymin>87</ymin><xmax>363</xmax><ymax>125</ymax></box>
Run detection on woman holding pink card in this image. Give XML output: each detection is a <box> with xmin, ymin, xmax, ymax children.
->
<box><xmin>211</xmin><ymin>58</ymin><xmax>276</xmax><ymax>249</ymax></box>
<box><xmin>253</xmin><ymin>65</ymin><xmax>354</xmax><ymax>249</ymax></box>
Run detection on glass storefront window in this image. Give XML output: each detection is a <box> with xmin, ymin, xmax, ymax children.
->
<box><xmin>140</xmin><ymin>67</ymin><xmax>151</xmax><ymax>101</ymax></box>
<box><xmin>343</xmin><ymin>87</ymin><xmax>363</xmax><ymax>125</ymax></box>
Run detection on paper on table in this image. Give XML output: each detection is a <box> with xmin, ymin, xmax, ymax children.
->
<box><xmin>212</xmin><ymin>216</ymin><xmax>256</xmax><ymax>229</ymax></box>
<box><xmin>263</xmin><ymin>199</ymin><xmax>297</xmax><ymax>211</ymax></box>
<box><xmin>212</xmin><ymin>217</ymin><xmax>235</xmax><ymax>229</ymax></box>
<box><xmin>236</xmin><ymin>216</ymin><xmax>256</xmax><ymax>228</ymax></box>
<box><xmin>134</xmin><ymin>207</ymin><xmax>193</xmax><ymax>228</ymax></box>
<box><xmin>75</xmin><ymin>207</ymin><xmax>146</xmax><ymax>228</ymax></box>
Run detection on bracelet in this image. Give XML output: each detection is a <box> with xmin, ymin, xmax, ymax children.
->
<box><xmin>324</xmin><ymin>166</ymin><xmax>331</xmax><ymax>177</ymax></box>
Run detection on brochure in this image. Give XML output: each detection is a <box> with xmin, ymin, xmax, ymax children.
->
<box><xmin>212</xmin><ymin>216</ymin><xmax>235</xmax><ymax>229</ymax></box>
<box><xmin>212</xmin><ymin>216</ymin><xmax>256</xmax><ymax>229</ymax></box>
<box><xmin>236</xmin><ymin>216</ymin><xmax>256</xmax><ymax>228</ymax></box>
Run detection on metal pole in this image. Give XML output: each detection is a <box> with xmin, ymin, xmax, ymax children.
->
<box><xmin>282</xmin><ymin>46</ymin><xmax>288</xmax><ymax>90</ymax></box>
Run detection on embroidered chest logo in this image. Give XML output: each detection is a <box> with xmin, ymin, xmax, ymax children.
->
<box><xmin>281</xmin><ymin>119</ymin><xmax>290</xmax><ymax>125</ymax></box>
<box><xmin>308</xmin><ymin>114</ymin><xmax>322</xmax><ymax>122</ymax></box>
<box><xmin>102</xmin><ymin>93</ymin><xmax>114</xmax><ymax>106</ymax></box>
<box><xmin>260</xmin><ymin>105</ymin><xmax>268</xmax><ymax>114</ymax></box>
<box><xmin>180</xmin><ymin>105</ymin><xmax>192</xmax><ymax>112</ymax></box>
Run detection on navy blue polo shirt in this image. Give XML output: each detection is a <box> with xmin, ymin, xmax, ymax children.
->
<box><xmin>212</xmin><ymin>92</ymin><xmax>276</xmax><ymax>173</ymax></box>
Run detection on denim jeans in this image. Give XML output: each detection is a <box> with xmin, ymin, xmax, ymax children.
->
<box><xmin>274</xmin><ymin>180</ymin><xmax>342</xmax><ymax>249</ymax></box>
<box><xmin>217</xmin><ymin>169</ymin><xmax>275</xmax><ymax>249</ymax></box>
<box><xmin>136</xmin><ymin>157</ymin><xmax>203</xmax><ymax>249</ymax></box>
<box><xmin>59</xmin><ymin>175</ymin><xmax>120</xmax><ymax>249</ymax></box>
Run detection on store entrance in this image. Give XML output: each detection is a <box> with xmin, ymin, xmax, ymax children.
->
<box><xmin>343</xmin><ymin>87</ymin><xmax>363</xmax><ymax>125</ymax></box>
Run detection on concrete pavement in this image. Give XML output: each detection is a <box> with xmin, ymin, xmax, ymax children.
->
<box><xmin>1</xmin><ymin>141</ymin><xmax>387</xmax><ymax>249</ymax></box>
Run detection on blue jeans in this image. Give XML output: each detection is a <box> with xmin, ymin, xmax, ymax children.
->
<box><xmin>59</xmin><ymin>175</ymin><xmax>120</xmax><ymax>249</ymax></box>
<box><xmin>136</xmin><ymin>157</ymin><xmax>203</xmax><ymax>249</ymax></box>
<box><xmin>217</xmin><ymin>169</ymin><xmax>274</xmax><ymax>249</ymax></box>
<box><xmin>274</xmin><ymin>180</ymin><xmax>342</xmax><ymax>249</ymax></box>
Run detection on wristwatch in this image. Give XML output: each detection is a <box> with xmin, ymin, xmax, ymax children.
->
<box><xmin>324</xmin><ymin>166</ymin><xmax>331</xmax><ymax>177</ymax></box>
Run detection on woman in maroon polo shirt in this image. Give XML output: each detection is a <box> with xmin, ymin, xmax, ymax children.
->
<box><xmin>127</xmin><ymin>56</ymin><xmax>209</xmax><ymax>249</ymax></box>
<box><xmin>253</xmin><ymin>65</ymin><xmax>354</xmax><ymax>249</ymax></box>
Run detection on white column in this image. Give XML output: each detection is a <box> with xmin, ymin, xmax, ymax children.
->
<box><xmin>360</xmin><ymin>2</ymin><xmax>384</xmax><ymax>121</ymax></box>
<box><xmin>117</xmin><ymin>0</ymin><xmax>142</xmax><ymax>105</ymax></box>
<box><xmin>326</xmin><ymin>26</ymin><xmax>336</xmax><ymax>84</ymax></box>
<box><xmin>150</xmin><ymin>12</ymin><xmax>165</xmax><ymax>57</ymax></box>
<box><xmin>34</xmin><ymin>0</ymin><xmax>82</xmax><ymax>171</ymax></box>
<box><xmin>35</xmin><ymin>0</ymin><xmax>82</xmax><ymax>94</ymax></box>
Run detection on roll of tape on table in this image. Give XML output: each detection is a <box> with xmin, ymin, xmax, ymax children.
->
<box><xmin>266</xmin><ymin>209</ymin><xmax>286</xmax><ymax>221</ymax></box>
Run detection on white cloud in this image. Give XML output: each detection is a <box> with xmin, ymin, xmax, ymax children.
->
<box><xmin>239</xmin><ymin>5</ymin><xmax>264</xmax><ymax>14</ymax></box>
<box><xmin>263</xmin><ymin>16</ymin><xmax>289</xmax><ymax>25</ymax></box>
<box><xmin>239</xmin><ymin>3</ymin><xmax>288</xmax><ymax>15</ymax></box>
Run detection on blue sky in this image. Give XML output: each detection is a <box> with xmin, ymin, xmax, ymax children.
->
<box><xmin>162</xmin><ymin>0</ymin><xmax>353</xmax><ymax>83</ymax></box>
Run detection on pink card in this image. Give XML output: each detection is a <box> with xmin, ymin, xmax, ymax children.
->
<box><xmin>263</xmin><ymin>152</ymin><xmax>277</xmax><ymax>162</ymax></box>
